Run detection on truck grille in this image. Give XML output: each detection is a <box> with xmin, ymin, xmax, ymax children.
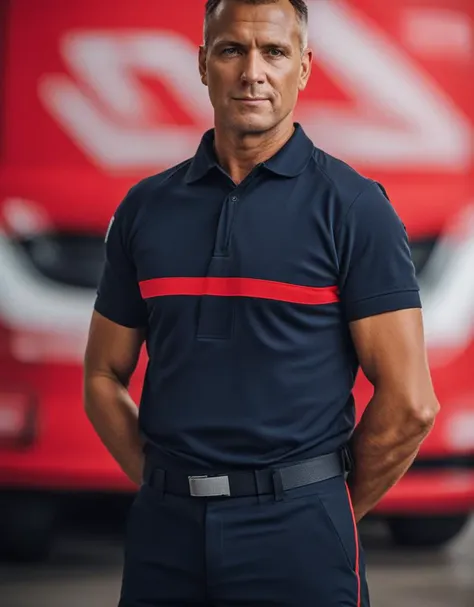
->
<box><xmin>17</xmin><ymin>232</ymin><xmax>105</xmax><ymax>290</ymax></box>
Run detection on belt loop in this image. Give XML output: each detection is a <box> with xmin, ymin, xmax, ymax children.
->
<box><xmin>142</xmin><ymin>458</ymin><xmax>153</xmax><ymax>486</ymax></box>
<box><xmin>272</xmin><ymin>470</ymin><xmax>284</xmax><ymax>502</ymax></box>
<box><xmin>143</xmin><ymin>460</ymin><xmax>165</xmax><ymax>500</ymax></box>
<box><xmin>342</xmin><ymin>446</ymin><xmax>354</xmax><ymax>481</ymax></box>
<box><xmin>253</xmin><ymin>469</ymin><xmax>264</xmax><ymax>504</ymax></box>
<box><xmin>153</xmin><ymin>469</ymin><xmax>165</xmax><ymax>499</ymax></box>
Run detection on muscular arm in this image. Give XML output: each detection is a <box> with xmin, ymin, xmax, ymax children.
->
<box><xmin>83</xmin><ymin>311</ymin><xmax>146</xmax><ymax>486</ymax></box>
<box><xmin>347</xmin><ymin>308</ymin><xmax>439</xmax><ymax>522</ymax></box>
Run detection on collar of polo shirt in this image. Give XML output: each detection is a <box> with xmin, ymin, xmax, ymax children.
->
<box><xmin>184</xmin><ymin>123</ymin><xmax>314</xmax><ymax>184</ymax></box>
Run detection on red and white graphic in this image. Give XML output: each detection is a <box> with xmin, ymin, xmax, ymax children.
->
<box><xmin>0</xmin><ymin>0</ymin><xmax>473</xmax><ymax>559</ymax></box>
<box><xmin>33</xmin><ymin>1</ymin><xmax>473</xmax><ymax>171</ymax></box>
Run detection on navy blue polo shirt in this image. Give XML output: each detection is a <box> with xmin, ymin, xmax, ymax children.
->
<box><xmin>94</xmin><ymin>124</ymin><xmax>421</xmax><ymax>471</ymax></box>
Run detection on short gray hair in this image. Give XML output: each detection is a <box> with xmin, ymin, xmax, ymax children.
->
<box><xmin>203</xmin><ymin>0</ymin><xmax>309</xmax><ymax>51</ymax></box>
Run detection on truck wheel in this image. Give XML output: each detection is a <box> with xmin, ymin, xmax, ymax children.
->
<box><xmin>0</xmin><ymin>493</ymin><xmax>59</xmax><ymax>562</ymax></box>
<box><xmin>387</xmin><ymin>514</ymin><xmax>470</xmax><ymax>548</ymax></box>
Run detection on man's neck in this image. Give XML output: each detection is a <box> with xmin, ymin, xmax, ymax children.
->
<box><xmin>213</xmin><ymin>118</ymin><xmax>295</xmax><ymax>184</ymax></box>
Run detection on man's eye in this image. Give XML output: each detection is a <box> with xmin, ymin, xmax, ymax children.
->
<box><xmin>222</xmin><ymin>47</ymin><xmax>239</xmax><ymax>56</ymax></box>
<box><xmin>267</xmin><ymin>48</ymin><xmax>284</xmax><ymax>57</ymax></box>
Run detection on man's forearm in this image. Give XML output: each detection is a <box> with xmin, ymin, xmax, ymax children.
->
<box><xmin>347</xmin><ymin>389</ymin><xmax>436</xmax><ymax>522</ymax></box>
<box><xmin>84</xmin><ymin>374</ymin><xmax>144</xmax><ymax>486</ymax></box>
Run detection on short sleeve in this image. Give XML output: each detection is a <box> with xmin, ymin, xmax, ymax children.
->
<box><xmin>337</xmin><ymin>181</ymin><xmax>421</xmax><ymax>322</ymax></box>
<box><xmin>94</xmin><ymin>193</ymin><xmax>148</xmax><ymax>328</ymax></box>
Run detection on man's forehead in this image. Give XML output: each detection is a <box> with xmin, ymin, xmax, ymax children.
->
<box><xmin>208</xmin><ymin>1</ymin><xmax>300</xmax><ymax>45</ymax></box>
<box><xmin>209</xmin><ymin>8</ymin><xmax>299</xmax><ymax>44</ymax></box>
<box><xmin>212</xmin><ymin>21</ymin><xmax>296</xmax><ymax>46</ymax></box>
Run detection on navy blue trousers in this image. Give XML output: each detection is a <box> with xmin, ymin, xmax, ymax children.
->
<box><xmin>118</xmin><ymin>472</ymin><xmax>370</xmax><ymax>606</ymax></box>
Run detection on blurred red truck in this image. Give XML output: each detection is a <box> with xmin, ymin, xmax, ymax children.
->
<box><xmin>0</xmin><ymin>0</ymin><xmax>473</xmax><ymax>559</ymax></box>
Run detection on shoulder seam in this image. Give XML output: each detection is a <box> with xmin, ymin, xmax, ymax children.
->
<box><xmin>307</xmin><ymin>152</ymin><xmax>377</xmax><ymax>242</ymax></box>
<box><xmin>309</xmin><ymin>151</ymin><xmax>375</xmax><ymax>224</ymax></box>
<box><xmin>334</xmin><ymin>180</ymin><xmax>378</xmax><ymax>241</ymax></box>
<box><xmin>310</xmin><ymin>154</ymin><xmax>338</xmax><ymax>191</ymax></box>
<box><xmin>122</xmin><ymin>158</ymin><xmax>193</xmax><ymax>223</ymax></box>
<box><xmin>157</xmin><ymin>158</ymin><xmax>193</xmax><ymax>188</ymax></box>
<box><xmin>130</xmin><ymin>158</ymin><xmax>193</xmax><ymax>195</ymax></box>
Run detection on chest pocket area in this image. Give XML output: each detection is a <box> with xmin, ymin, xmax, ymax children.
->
<box><xmin>196</xmin><ymin>193</ymin><xmax>237</xmax><ymax>340</ymax></box>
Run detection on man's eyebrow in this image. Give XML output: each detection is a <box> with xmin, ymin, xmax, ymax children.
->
<box><xmin>212</xmin><ymin>38</ymin><xmax>293</xmax><ymax>51</ymax></box>
<box><xmin>213</xmin><ymin>39</ymin><xmax>246</xmax><ymax>48</ymax></box>
<box><xmin>261</xmin><ymin>41</ymin><xmax>293</xmax><ymax>51</ymax></box>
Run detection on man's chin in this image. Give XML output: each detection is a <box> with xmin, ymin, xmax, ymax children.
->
<box><xmin>228</xmin><ymin>116</ymin><xmax>277</xmax><ymax>136</ymax></box>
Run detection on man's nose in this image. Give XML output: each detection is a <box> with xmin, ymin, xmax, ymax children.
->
<box><xmin>240</xmin><ymin>50</ymin><xmax>266</xmax><ymax>85</ymax></box>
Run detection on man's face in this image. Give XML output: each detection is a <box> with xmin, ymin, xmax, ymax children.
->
<box><xmin>199</xmin><ymin>0</ymin><xmax>312</xmax><ymax>135</ymax></box>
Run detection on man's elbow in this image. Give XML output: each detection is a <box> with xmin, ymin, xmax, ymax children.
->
<box><xmin>403</xmin><ymin>395</ymin><xmax>440</xmax><ymax>434</ymax></box>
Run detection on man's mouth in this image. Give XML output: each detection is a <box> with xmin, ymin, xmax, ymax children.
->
<box><xmin>233</xmin><ymin>97</ymin><xmax>269</xmax><ymax>104</ymax></box>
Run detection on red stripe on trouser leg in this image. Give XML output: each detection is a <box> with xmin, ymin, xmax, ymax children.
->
<box><xmin>345</xmin><ymin>482</ymin><xmax>361</xmax><ymax>607</ymax></box>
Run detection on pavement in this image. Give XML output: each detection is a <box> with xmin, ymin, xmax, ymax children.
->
<box><xmin>0</xmin><ymin>502</ymin><xmax>473</xmax><ymax>607</ymax></box>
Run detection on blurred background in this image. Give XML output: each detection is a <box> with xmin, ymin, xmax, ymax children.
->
<box><xmin>0</xmin><ymin>0</ymin><xmax>473</xmax><ymax>605</ymax></box>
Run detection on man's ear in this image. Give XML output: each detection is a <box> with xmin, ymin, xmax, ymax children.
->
<box><xmin>199</xmin><ymin>45</ymin><xmax>208</xmax><ymax>86</ymax></box>
<box><xmin>298</xmin><ymin>48</ymin><xmax>313</xmax><ymax>92</ymax></box>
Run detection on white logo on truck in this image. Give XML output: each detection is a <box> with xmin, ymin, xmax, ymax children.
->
<box><xmin>38</xmin><ymin>0</ymin><xmax>471</xmax><ymax>171</ymax></box>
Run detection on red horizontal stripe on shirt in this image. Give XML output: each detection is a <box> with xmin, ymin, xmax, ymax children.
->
<box><xmin>139</xmin><ymin>277</ymin><xmax>339</xmax><ymax>305</ymax></box>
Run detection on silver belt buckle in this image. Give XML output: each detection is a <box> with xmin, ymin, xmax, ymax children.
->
<box><xmin>188</xmin><ymin>475</ymin><xmax>231</xmax><ymax>497</ymax></box>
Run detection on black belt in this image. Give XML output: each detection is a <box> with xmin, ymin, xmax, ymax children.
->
<box><xmin>143</xmin><ymin>449</ymin><xmax>351</xmax><ymax>498</ymax></box>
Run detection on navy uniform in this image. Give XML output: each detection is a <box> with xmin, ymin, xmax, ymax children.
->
<box><xmin>95</xmin><ymin>124</ymin><xmax>420</xmax><ymax>606</ymax></box>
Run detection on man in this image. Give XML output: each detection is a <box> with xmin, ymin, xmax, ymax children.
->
<box><xmin>83</xmin><ymin>0</ymin><xmax>439</xmax><ymax>605</ymax></box>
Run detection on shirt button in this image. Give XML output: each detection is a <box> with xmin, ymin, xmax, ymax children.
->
<box><xmin>231</xmin><ymin>195</ymin><xmax>238</xmax><ymax>202</ymax></box>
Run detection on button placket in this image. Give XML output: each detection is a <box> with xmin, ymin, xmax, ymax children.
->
<box><xmin>195</xmin><ymin>173</ymin><xmax>258</xmax><ymax>341</ymax></box>
<box><xmin>196</xmin><ymin>191</ymin><xmax>238</xmax><ymax>340</ymax></box>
